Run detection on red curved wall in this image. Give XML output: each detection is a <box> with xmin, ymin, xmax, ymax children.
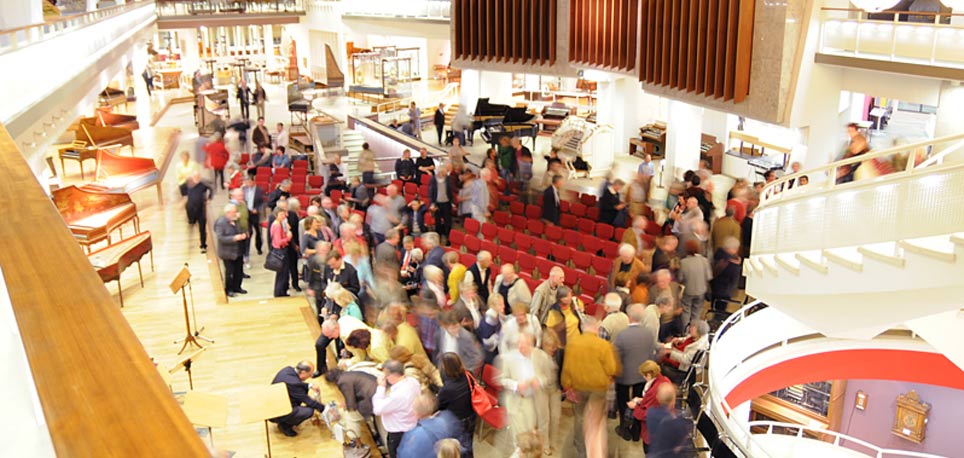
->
<box><xmin>724</xmin><ymin>349</ymin><xmax>964</xmax><ymax>408</ymax></box>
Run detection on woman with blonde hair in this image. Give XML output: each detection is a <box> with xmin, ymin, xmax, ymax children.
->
<box><xmin>329</xmin><ymin>283</ymin><xmax>362</xmax><ymax>321</ymax></box>
<box><xmin>627</xmin><ymin>359</ymin><xmax>673</xmax><ymax>452</ymax></box>
<box><xmin>342</xmin><ymin>239</ymin><xmax>374</xmax><ymax>292</ymax></box>
<box><xmin>510</xmin><ymin>431</ymin><xmax>544</xmax><ymax>458</ymax></box>
<box><xmin>389</xmin><ymin>345</ymin><xmax>442</xmax><ymax>393</ymax></box>
<box><xmin>436</xmin><ymin>438</ymin><xmax>461</xmax><ymax>458</ymax></box>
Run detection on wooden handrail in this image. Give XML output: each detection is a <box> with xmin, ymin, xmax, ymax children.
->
<box><xmin>0</xmin><ymin>124</ymin><xmax>208</xmax><ymax>456</ymax></box>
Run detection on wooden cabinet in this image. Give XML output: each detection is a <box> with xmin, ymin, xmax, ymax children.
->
<box><xmin>751</xmin><ymin>380</ymin><xmax>847</xmax><ymax>441</ymax></box>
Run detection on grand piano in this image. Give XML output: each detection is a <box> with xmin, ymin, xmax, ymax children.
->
<box><xmin>83</xmin><ymin>149</ymin><xmax>162</xmax><ymax>203</ymax></box>
<box><xmin>90</xmin><ymin>107</ymin><xmax>140</xmax><ymax>131</ymax></box>
<box><xmin>72</xmin><ymin>119</ymin><xmax>135</xmax><ymax>153</ymax></box>
<box><xmin>52</xmin><ymin>185</ymin><xmax>140</xmax><ymax>253</ymax></box>
<box><xmin>472</xmin><ymin>98</ymin><xmax>539</xmax><ymax>147</ymax></box>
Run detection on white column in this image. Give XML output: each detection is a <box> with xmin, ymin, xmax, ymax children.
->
<box><xmin>131</xmin><ymin>42</ymin><xmax>152</xmax><ymax>123</ymax></box>
<box><xmin>934</xmin><ymin>81</ymin><xmax>964</xmax><ymax>139</ymax></box>
<box><xmin>664</xmin><ymin>100</ymin><xmax>703</xmax><ymax>179</ymax></box>
<box><xmin>478</xmin><ymin>71</ymin><xmax>513</xmax><ymax>104</ymax></box>
<box><xmin>86</xmin><ymin>0</ymin><xmax>98</xmax><ymax>12</ymax></box>
<box><xmin>0</xmin><ymin>0</ymin><xmax>41</xmax><ymax>30</ymax></box>
<box><xmin>181</xmin><ymin>28</ymin><xmax>200</xmax><ymax>74</ymax></box>
<box><xmin>459</xmin><ymin>69</ymin><xmax>481</xmax><ymax>108</ymax></box>
<box><xmin>263</xmin><ymin>24</ymin><xmax>274</xmax><ymax>68</ymax></box>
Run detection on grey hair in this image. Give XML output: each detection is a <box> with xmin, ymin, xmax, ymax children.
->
<box><xmin>627</xmin><ymin>304</ymin><xmax>646</xmax><ymax>322</ymax></box>
<box><xmin>287</xmin><ymin>197</ymin><xmax>300</xmax><ymax>211</ymax></box>
<box><xmin>223</xmin><ymin>203</ymin><xmax>237</xmax><ymax>213</ymax></box>
<box><xmin>603</xmin><ymin>293</ymin><xmax>622</xmax><ymax>312</ymax></box>
<box><xmin>477</xmin><ymin>250</ymin><xmax>492</xmax><ymax>262</ymax></box>
<box><xmin>383</xmin><ymin>359</ymin><xmax>405</xmax><ymax>376</ymax></box>
<box><xmin>723</xmin><ymin>236</ymin><xmax>740</xmax><ymax>251</ymax></box>
<box><xmin>422</xmin><ymin>232</ymin><xmax>440</xmax><ymax>248</ymax></box>
<box><xmin>691</xmin><ymin>320</ymin><xmax>710</xmax><ymax>337</ymax></box>
<box><xmin>411</xmin><ymin>248</ymin><xmax>424</xmax><ymax>262</ymax></box>
<box><xmin>555</xmin><ymin>286</ymin><xmax>572</xmax><ymax>302</ymax></box>
<box><xmin>424</xmin><ymin>265</ymin><xmax>444</xmax><ymax>282</ymax></box>
<box><xmin>655</xmin><ymin>294</ymin><xmax>674</xmax><ymax>307</ymax></box>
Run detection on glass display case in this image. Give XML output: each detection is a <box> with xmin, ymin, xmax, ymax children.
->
<box><xmin>751</xmin><ymin>380</ymin><xmax>846</xmax><ymax>439</ymax></box>
<box><xmin>350</xmin><ymin>47</ymin><xmax>416</xmax><ymax>98</ymax></box>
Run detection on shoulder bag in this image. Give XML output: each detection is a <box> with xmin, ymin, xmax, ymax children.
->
<box><xmin>264</xmin><ymin>248</ymin><xmax>286</xmax><ymax>272</ymax></box>
<box><xmin>465</xmin><ymin>370</ymin><xmax>494</xmax><ymax>416</ymax></box>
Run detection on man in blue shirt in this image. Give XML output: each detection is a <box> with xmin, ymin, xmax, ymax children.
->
<box><xmin>397</xmin><ymin>394</ymin><xmax>463</xmax><ymax>458</ymax></box>
<box><xmin>272</xmin><ymin>146</ymin><xmax>291</xmax><ymax>169</ymax></box>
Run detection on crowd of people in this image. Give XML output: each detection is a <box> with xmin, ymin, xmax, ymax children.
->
<box><xmin>179</xmin><ymin>84</ymin><xmax>769</xmax><ymax>457</ymax></box>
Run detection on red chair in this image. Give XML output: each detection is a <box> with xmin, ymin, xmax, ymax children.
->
<box><xmin>449</xmin><ymin>229</ymin><xmax>465</xmax><ymax>250</ymax></box>
<box><xmin>560</xmin><ymin>213</ymin><xmax>577</xmax><ymax>229</ymax></box>
<box><xmin>517</xmin><ymin>252</ymin><xmax>537</xmax><ymax>274</ymax></box>
<box><xmin>577</xmin><ymin>218</ymin><xmax>596</xmax><ymax>235</ymax></box>
<box><xmin>482</xmin><ymin>364</ymin><xmax>503</xmax><ymax>398</ymax></box>
<box><xmin>460</xmin><ymin>252</ymin><xmax>477</xmax><ymax>267</ymax></box>
<box><xmin>296</xmin><ymin>195</ymin><xmax>310</xmax><ymax>209</ymax></box>
<box><xmin>535</xmin><ymin>257</ymin><xmax>554</xmax><ymax>279</ymax></box>
<box><xmin>515</xmin><ymin>234</ymin><xmax>535</xmax><ymax>253</ymax></box>
<box><xmin>418</xmin><ymin>184</ymin><xmax>430</xmax><ymax>198</ymax></box>
<box><xmin>560</xmin><ymin>200</ymin><xmax>570</xmax><ymax>213</ymax></box>
<box><xmin>645</xmin><ymin>220</ymin><xmax>663</xmax><ymax>236</ymax></box>
<box><xmin>290</xmin><ymin>183</ymin><xmax>306</xmax><ymax>195</ymax></box>
<box><xmin>550</xmin><ymin>243</ymin><xmax>574</xmax><ymax>264</ymax></box>
<box><xmin>544</xmin><ymin>225</ymin><xmax>563</xmax><ymax>243</ymax></box>
<box><xmin>498</xmin><ymin>246</ymin><xmax>518</xmax><ymax>266</ymax></box>
<box><xmin>239</xmin><ymin>153</ymin><xmax>251</xmax><ymax>164</ymax></box>
<box><xmin>424</xmin><ymin>212</ymin><xmax>436</xmax><ymax>229</ymax></box>
<box><xmin>526</xmin><ymin>219</ymin><xmax>545</xmax><ymax>237</ymax></box>
<box><xmin>509</xmin><ymin>201</ymin><xmax>525</xmax><ymax>215</ymax></box>
<box><xmin>563</xmin><ymin>229</ymin><xmax>583</xmax><ymax>248</ymax></box>
<box><xmin>536</xmin><ymin>194</ymin><xmax>544</xmax><ymax>206</ymax></box>
<box><xmin>391</xmin><ymin>179</ymin><xmax>404</xmax><ymax>189</ymax></box>
<box><xmin>579</xmin><ymin>273</ymin><xmax>607</xmax><ymax>299</ymax></box>
<box><xmin>481</xmin><ymin>223</ymin><xmax>499</xmax><ymax>241</ymax></box>
<box><xmin>586</xmin><ymin>206</ymin><xmax>600</xmax><ymax>220</ymax></box>
<box><xmin>256</xmin><ymin>166</ymin><xmax>272</xmax><ymax>176</ymax></box>
<box><xmin>570</xmin><ymin>202</ymin><xmax>587</xmax><ymax>217</ymax></box>
<box><xmin>572</xmin><ymin>250</ymin><xmax>592</xmax><ymax>271</ymax></box>
<box><xmin>641</xmin><ymin>233</ymin><xmax>656</xmax><ymax>250</ymax></box>
<box><xmin>464</xmin><ymin>235</ymin><xmax>482</xmax><ymax>253</ymax></box>
<box><xmin>532</xmin><ymin>238</ymin><xmax>552</xmax><ymax>259</ymax></box>
<box><xmin>583</xmin><ymin>234</ymin><xmax>604</xmax><ymax>255</ymax></box>
<box><xmin>330</xmin><ymin>189</ymin><xmax>342</xmax><ymax>206</ymax></box>
<box><xmin>307</xmin><ymin>175</ymin><xmax>324</xmax><ymax>189</ymax></box>
<box><xmin>591</xmin><ymin>256</ymin><xmax>612</xmax><ymax>277</ymax></box>
<box><xmin>293</xmin><ymin>160</ymin><xmax>309</xmax><ymax>169</ymax></box>
<box><xmin>525</xmin><ymin>205</ymin><xmax>542</xmax><ymax>220</ymax></box>
<box><xmin>580</xmin><ymin>194</ymin><xmax>597</xmax><ymax>206</ymax></box>
<box><xmin>497</xmin><ymin>228</ymin><xmax>516</xmax><ymax>246</ymax></box>
<box><xmin>274</xmin><ymin>168</ymin><xmax>290</xmax><ymax>179</ymax></box>
<box><xmin>562</xmin><ymin>266</ymin><xmax>579</xmax><ymax>288</ymax></box>
<box><xmin>519</xmin><ymin>272</ymin><xmax>540</xmax><ymax>292</ymax></box>
<box><xmin>510</xmin><ymin>215</ymin><xmax>527</xmax><ymax>231</ymax></box>
<box><xmin>481</xmin><ymin>240</ymin><xmax>498</xmax><ymax>256</ymax></box>
<box><xmin>403</xmin><ymin>182</ymin><xmax>418</xmax><ymax>195</ymax></box>
<box><xmin>493</xmin><ymin>211</ymin><xmax>511</xmax><ymax>227</ymax></box>
<box><xmin>601</xmin><ymin>241</ymin><xmax>620</xmax><ymax>258</ymax></box>
<box><xmin>583</xmin><ymin>300</ymin><xmax>600</xmax><ymax>318</ymax></box>
<box><xmin>595</xmin><ymin>223</ymin><xmax>615</xmax><ymax>241</ymax></box>
<box><xmin>614</xmin><ymin>227</ymin><xmax>626</xmax><ymax>243</ymax></box>
<box><xmin>464</xmin><ymin>218</ymin><xmax>481</xmax><ymax>235</ymax></box>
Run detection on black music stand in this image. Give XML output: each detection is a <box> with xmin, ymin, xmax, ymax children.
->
<box><xmin>169</xmin><ymin>346</ymin><xmax>207</xmax><ymax>390</ymax></box>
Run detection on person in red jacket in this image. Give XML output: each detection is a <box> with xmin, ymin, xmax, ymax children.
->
<box><xmin>627</xmin><ymin>360</ymin><xmax>672</xmax><ymax>453</ymax></box>
<box><xmin>204</xmin><ymin>134</ymin><xmax>230</xmax><ymax>192</ymax></box>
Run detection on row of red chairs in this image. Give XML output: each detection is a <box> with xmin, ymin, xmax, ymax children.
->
<box><xmin>465</xmin><ymin>216</ymin><xmax>642</xmax><ymax>256</ymax></box>
<box><xmin>452</xmin><ymin>229</ymin><xmax>616</xmax><ymax>278</ymax></box>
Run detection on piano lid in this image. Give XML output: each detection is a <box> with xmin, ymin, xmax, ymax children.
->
<box><xmin>503</xmin><ymin>107</ymin><xmax>535</xmax><ymax>124</ymax></box>
<box><xmin>474</xmin><ymin>98</ymin><xmax>509</xmax><ymax>116</ymax></box>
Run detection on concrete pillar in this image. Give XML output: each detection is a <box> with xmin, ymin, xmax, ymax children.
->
<box><xmin>86</xmin><ymin>0</ymin><xmax>98</xmax><ymax>12</ymax></box>
<box><xmin>263</xmin><ymin>24</ymin><xmax>274</xmax><ymax>68</ymax></box>
<box><xmin>664</xmin><ymin>100</ymin><xmax>703</xmax><ymax>179</ymax></box>
<box><xmin>181</xmin><ymin>28</ymin><xmax>200</xmax><ymax>74</ymax></box>
<box><xmin>934</xmin><ymin>81</ymin><xmax>964</xmax><ymax>140</ymax></box>
<box><xmin>459</xmin><ymin>69</ymin><xmax>480</xmax><ymax>108</ymax></box>
<box><xmin>478</xmin><ymin>71</ymin><xmax>513</xmax><ymax>104</ymax></box>
<box><xmin>0</xmin><ymin>0</ymin><xmax>42</xmax><ymax>30</ymax></box>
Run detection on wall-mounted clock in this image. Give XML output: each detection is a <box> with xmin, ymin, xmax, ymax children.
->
<box><xmin>892</xmin><ymin>390</ymin><xmax>929</xmax><ymax>444</ymax></box>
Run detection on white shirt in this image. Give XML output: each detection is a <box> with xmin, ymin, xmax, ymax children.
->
<box><xmin>274</xmin><ymin>128</ymin><xmax>289</xmax><ymax>150</ymax></box>
<box><xmin>372</xmin><ymin>376</ymin><xmax>421</xmax><ymax>432</ymax></box>
<box><xmin>440</xmin><ymin>330</ymin><xmax>458</xmax><ymax>355</ymax></box>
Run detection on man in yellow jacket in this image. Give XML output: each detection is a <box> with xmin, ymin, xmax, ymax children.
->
<box><xmin>561</xmin><ymin>316</ymin><xmax>618</xmax><ymax>458</ymax></box>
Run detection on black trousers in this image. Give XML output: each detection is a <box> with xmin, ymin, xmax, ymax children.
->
<box><xmin>435</xmin><ymin>124</ymin><xmax>444</xmax><ymax>144</ymax></box>
<box><xmin>240</xmin><ymin>102</ymin><xmax>250</xmax><ymax>119</ymax></box>
<box><xmin>435</xmin><ymin>202</ymin><xmax>452</xmax><ymax>238</ymax></box>
<box><xmin>223</xmin><ymin>256</ymin><xmax>244</xmax><ymax>293</ymax></box>
<box><xmin>387</xmin><ymin>431</ymin><xmax>405</xmax><ymax>458</ymax></box>
<box><xmin>315</xmin><ymin>332</ymin><xmax>345</xmax><ymax>374</ymax></box>
<box><xmin>249</xmin><ymin>211</ymin><xmax>263</xmax><ymax>254</ymax></box>
<box><xmin>270</xmin><ymin>406</ymin><xmax>314</xmax><ymax>427</ymax></box>
<box><xmin>197</xmin><ymin>215</ymin><xmax>208</xmax><ymax>249</ymax></box>
<box><xmin>273</xmin><ymin>251</ymin><xmax>290</xmax><ymax>297</ymax></box>
<box><xmin>287</xmin><ymin>245</ymin><xmax>300</xmax><ymax>288</ymax></box>
<box><xmin>214</xmin><ymin>168</ymin><xmax>224</xmax><ymax>190</ymax></box>
<box><xmin>615</xmin><ymin>382</ymin><xmax>646</xmax><ymax>426</ymax></box>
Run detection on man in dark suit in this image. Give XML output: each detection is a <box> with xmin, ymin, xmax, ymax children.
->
<box><xmin>375</xmin><ymin>228</ymin><xmax>401</xmax><ymax>273</ymax></box>
<box><xmin>267</xmin><ymin>179</ymin><xmax>292</xmax><ymax>211</ymax></box>
<box><xmin>464</xmin><ymin>250</ymin><xmax>493</xmax><ymax>304</ymax></box>
<box><xmin>269</xmin><ymin>361</ymin><xmax>326</xmax><ymax>437</ymax></box>
<box><xmin>237</xmin><ymin>80</ymin><xmax>252</xmax><ymax>119</ymax></box>
<box><xmin>241</xmin><ymin>172</ymin><xmax>266</xmax><ymax>256</ymax></box>
<box><xmin>599</xmin><ymin>178</ymin><xmax>628</xmax><ymax>226</ymax></box>
<box><xmin>314</xmin><ymin>251</ymin><xmax>360</xmax><ymax>316</ymax></box>
<box><xmin>285</xmin><ymin>198</ymin><xmax>302</xmax><ymax>292</ymax></box>
<box><xmin>421</xmin><ymin>232</ymin><xmax>448</xmax><ymax>280</ymax></box>
<box><xmin>542</xmin><ymin>174</ymin><xmax>564</xmax><ymax>225</ymax></box>
<box><xmin>184</xmin><ymin>173</ymin><xmax>213</xmax><ymax>253</ymax></box>
<box><xmin>433</xmin><ymin>103</ymin><xmax>446</xmax><ymax>144</ymax></box>
<box><xmin>428</xmin><ymin>162</ymin><xmax>456</xmax><ymax>237</ymax></box>
<box><xmin>214</xmin><ymin>203</ymin><xmax>248</xmax><ymax>297</ymax></box>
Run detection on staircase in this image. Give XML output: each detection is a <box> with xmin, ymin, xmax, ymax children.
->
<box><xmin>700</xmin><ymin>132</ymin><xmax>964</xmax><ymax>458</ymax></box>
<box><xmin>341</xmin><ymin>129</ymin><xmax>367</xmax><ymax>179</ymax></box>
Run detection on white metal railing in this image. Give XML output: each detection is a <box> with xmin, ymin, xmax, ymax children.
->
<box><xmin>0</xmin><ymin>1</ymin><xmax>153</xmax><ymax>56</ymax></box>
<box><xmin>748</xmin><ymin>421</ymin><xmax>946</xmax><ymax>458</ymax></box>
<box><xmin>818</xmin><ymin>8</ymin><xmax>964</xmax><ymax>69</ymax></box>
<box><xmin>155</xmin><ymin>0</ymin><xmax>305</xmax><ymax>17</ymax></box>
<box><xmin>341</xmin><ymin>0</ymin><xmax>450</xmax><ymax>19</ymax></box>
<box><xmin>704</xmin><ymin>302</ymin><xmax>948</xmax><ymax>458</ymax></box>
<box><xmin>751</xmin><ymin>133</ymin><xmax>964</xmax><ymax>255</ymax></box>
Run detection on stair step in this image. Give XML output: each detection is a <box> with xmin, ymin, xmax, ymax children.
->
<box><xmin>760</xmin><ymin>257</ymin><xmax>779</xmax><ymax>275</ymax></box>
<box><xmin>794</xmin><ymin>253</ymin><xmax>828</xmax><ymax>274</ymax></box>
<box><xmin>857</xmin><ymin>245</ymin><xmax>906</xmax><ymax>268</ymax></box>
<box><xmin>774</xmin><ymin>254</ymin><xmax>800</xmax><ymax>276</ymax></box>
<box><xmin>951</xmin><ymin>233</ymin><xmax>964</xmax><ymax>247</ymax></box>
<box><xmin>749</xmin><ymin>257</ymin><xmax>765</xmax><ymax>275</ymax></box>
<box><xmin>899</xmin><ymin>240</ymin><xmax>957</xmax><ymax>263</ymax></box>
<box><xmin>822</xmin><ymin>249</ymin><xmax>864</xmax><ymax>272</ymax></box>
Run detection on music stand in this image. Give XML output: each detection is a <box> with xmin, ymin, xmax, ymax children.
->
<box><xmin>169</xmin><ymin>346</ymin><xmax>207</xmax><ymax>390</ymax></box>
<box><xmin>182</xmin><ymin>391</ymin><xmax>229</xmax><ymax>449</ymax></box>
<box><xmin>240</xmin><ymin>383</ymin><xmax>292</xmax><ymax>458</ymax></box>
<box><xmin>170</xmin><ymin>265</ymin><xmax>212</xmax><ymax>353</ymax></box>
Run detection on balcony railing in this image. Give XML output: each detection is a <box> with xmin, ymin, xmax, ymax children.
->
<box><xmin>748</xmin><ymin>422</ymin><xmax>944</xmax><ymax>458</ymax></box>
<box><xmin>0</xmin><ymin>1</ymin><xmax>152</xmax><ymax>56</ymax></box>
<box><xmin>156</xmin><ymin>0</ymin><xmax>304</xmax><ymax>16</ymax></box>
<box><xmin>819</xmin><ymin>7</ymin><xmax>964</xmax><ymax>70</ymax></box>
<box><xmin>341</xmin><ymin>0</ymin><xmax>450</xmax><ymax>20</ymax></box>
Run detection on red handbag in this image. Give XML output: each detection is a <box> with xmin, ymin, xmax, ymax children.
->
<box><xmin>465</xmin><ymin>370</ymin><xmax>494</xmax><ymax>416</ymax></box>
